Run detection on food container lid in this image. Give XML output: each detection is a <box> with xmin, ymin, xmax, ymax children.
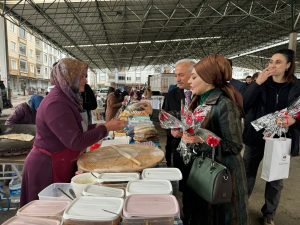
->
<box><xmin>97</xmin><ymin>172</ymin><xmax>140</xmax><ymax>183</ymax></box>
<box><xmin>38</xmin><ymin>183</ymin><xmax>73</xmax><ymax>201</ymax></box>
<box><xmin>2</xmin><ymin>216</ymin><xmax>61</xmax><ymax>225</ymax></box>
<box><xmin>142</xmin><ymin>168</ymin><xmax>182</xmax><ymax>181</ymax></box>
<box><xmin>126</xmin><ymin>180</ymin><xmax>172</xmax><ymax>196</ymax></box>
<box><xmin>63</xmin><ymin>196</ymin><xmax>123</xmax><ymax>221</ymax></box>
<box><xmin>71</xmin><ymin>173</ymin><xmax>98</xmax><ymax>185</ymax></box>
<box><xmin>83</xmin><ymin>184</ymin><xmax>124</xmax><ymax>198</ymax></box>
<box><xmin>123</xmin><ymin>194</ymin><xmax>179</xmax><ymax>218</ymax></box>
<box><xmin>17</xmin><ymin>200</ymin><xmax>69</xmax><ymax>217</ymax></box>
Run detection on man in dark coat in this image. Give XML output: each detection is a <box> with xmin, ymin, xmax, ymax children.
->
<box><xmin>162</xmin><ymin>59</ymin><xmax>195</xmax><ymax>171</ymax></box>
<box><xmin>81</xmin><ymin>83</ymin><xmax>97</xmax><ymax>124</ymax></box>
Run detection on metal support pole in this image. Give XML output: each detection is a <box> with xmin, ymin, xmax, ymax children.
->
<box><xmin>288</xmin><ymin>32</ymin><xmax>297</xmax><ymax>53</ymax></box>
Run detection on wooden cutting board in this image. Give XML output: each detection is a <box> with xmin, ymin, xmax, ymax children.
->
<box><xmin>77</xmin><ymin>144</ymin><xmax>164</xmax><ymax>172</ymax></box>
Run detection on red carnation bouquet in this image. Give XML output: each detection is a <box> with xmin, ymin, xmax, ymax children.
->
<box><xmin>251</xmin><ymin>96</ymin><xmax>300</xmax><ymax>137</ymax></box>
<box><xmin>159</xmin><ymin>104</ymin><xmax>220</xmax><ymax>148</ymax></box>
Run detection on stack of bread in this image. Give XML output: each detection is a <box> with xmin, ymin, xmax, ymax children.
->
<box><xmin>119</xmin><ymin>101</ymin><xmax>153</xmax><ymax>119</ymax></box>
<box><xmin>133</xmin><ymin>124</ymin><xmax>158</xmax><ymax>142</ymax></box>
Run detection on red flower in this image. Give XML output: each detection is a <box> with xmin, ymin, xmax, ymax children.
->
<box><xmin>296</xmin><ymin>112</ymin><xmax>300</xmax><ymax>120</ymax></box>
<box><xmin>186</xmin><ymin>115</ymin><xmax>193</xmax><ymax>125</ymax></box>
<box><xmin>195</xmin><ymin>115</ymin><xmax>205</xmax><ymax>122</ymax></box>
<box><xmin>90</xmin><ymin>143</ymin><xmax>100</xmax><ymax>151</ymax></box>
<box><xmin>159</xmin><ymin>112</ymin><xmax>169</xmax><ymax>121</ymax></box>
<box><xmin>206</xmin><ymin>134</ymin><xmax>220</xmax><ymax>147</ymax></box>
<box><xmin>186</xmin><ymin>128</ymin><xmax>194</xmax><ymax>135</ymax></box>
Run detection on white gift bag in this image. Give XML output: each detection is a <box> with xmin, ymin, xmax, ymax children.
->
<box><xmin>261</xmin><ymin>137</ymin><xmax>291</xmax><ymax>182</ymax></box>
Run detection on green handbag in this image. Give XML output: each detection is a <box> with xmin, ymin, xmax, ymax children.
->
<box><xmin>187</xmin><ymin>148</ymin><xmax>232</xmax><ymax>204</ymax></box>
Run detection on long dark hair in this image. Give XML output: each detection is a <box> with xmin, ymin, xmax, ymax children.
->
<box><xmin>273</xmin><ymin>49</ymin><xmax>296</xmax><ymax>83</ymax></box>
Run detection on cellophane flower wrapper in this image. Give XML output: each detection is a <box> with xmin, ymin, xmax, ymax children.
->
<box><xmin>159</xmin><ymin>110</ymin><xmax>185</xmax><ymax>129</ymax></box>
<box><xmin>251</xmin><ymin>96</ymin><xmax>300</xmax><ymax>137</ymax></box>
<box><xmin>177</xmin><ymin>104</ymin><xmax>221</xmax><ymax>164</ymax></box>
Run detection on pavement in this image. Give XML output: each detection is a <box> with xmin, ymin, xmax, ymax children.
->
<box><xmin>0</xmin><ymin>94</ymin><xmax>300</xmax><ymax>224</ymax></box>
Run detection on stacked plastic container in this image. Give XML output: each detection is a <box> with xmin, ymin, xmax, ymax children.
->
<box><xmin>38</xmin><ymin>183</ymin><xmax>74</xmax><ymax>201</ymax></box>
<box><xmin>62</xmin><ymin>196</ymin><xmax>124</xmax><ymax>225</ymax></box>
<box><xmin>122</xmin><ymin>194</ymin><xmax>179</xmax><ymax>225</ymax></box>
<box><xmin>17</xmin><ymin>200</ymin><xmax>70</xmax><ymax>220</ymax></box>
<box><xmin>2</xmin><ymin>216</ymin><xmax>61</xmax><ymax>225</ymax></box>
<box><xmin>141</xmin><ymin>168</ymin><xmax>182</xmax><ymax>195</ymax></box>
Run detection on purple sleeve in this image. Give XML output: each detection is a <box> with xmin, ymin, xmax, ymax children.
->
<box><xmin>5</xmin><ymin>104</ymin><xmax>26</xmax><ymax>125</ymax></box>
<box><xmin>44</xmin><ymin>101</ymin><xmax>108</xmax><ymax>151</ymax></box>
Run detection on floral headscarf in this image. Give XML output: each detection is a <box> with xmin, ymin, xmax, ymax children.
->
<box><xmin>50</xmin><ymin>58</ymin><xmax>88</xmax><ymax>111</ymax></box>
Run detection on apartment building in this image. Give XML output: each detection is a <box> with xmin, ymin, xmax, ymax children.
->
<box><xmin>6</xmin><ymin>20</ymin><xmax>65</xmax><ymax>95</ymax></box>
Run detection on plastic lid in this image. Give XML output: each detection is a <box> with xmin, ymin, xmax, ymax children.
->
<box><xmin>38</xmin><ymin>183</ymin><xmax>72</xmax><ymax>201</ymax></box>
<box><xmin>123</xmin><ymin>194</ymin><xmax>179</xmax><ymax>218</ymax></box>
<box><xmin>71</xmin><ymin>173</ymin><xmax>98</xmax><ymax>185</ymax></box>
<box><xmin>98</xmin><ymin>172</ymin><xmax>140</xmax><ymax>182</ymax></box>
<box><xmin>63</xmin><ymin>196</ymin><xmax>123</xmax><ymax>221</ymax></box>
<box><xmin>83</xmin><ymin>184</ymin><xmax>124</xmax><ymax>198</ymax></box>
<box><xmin>142</xmin><ymin>168</ymin><xmax>182</xmax><ymax>181</ymax></box>
<box><xmin>2</xmin><ymin>216</ymin><xmax>60</xmax><ymax>225</ymax></box>
<box><xmin>126</xmin><ymin>180</ymin><xmax>172</xmax><ymax>195</ymax></box>
<box><xmin>17</xmin><ymin>200</ymin><xmax>69</xmax><ymax>217</ymax></box>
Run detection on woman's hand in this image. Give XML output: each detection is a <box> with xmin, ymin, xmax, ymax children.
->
<box><xmin>276</xmin><ymin>115</ymin><xmax>296</xmax><ymax>128</ymax></box>
<box><xmin>104</xmin><ymin>119</ymin><xmax>127</xmax><ymax>131</ymax></box>
<box><xmin>171</xmin><ymin>128</ymin><xmax>183</xmax><ymax>138</ymax></box>
<box><xmin>182</xmin><ymin>133</ymin><xmax>204</xmax><ymax>144</ymax></box>
<box><xmin>256</xmin><ymin>68</ymin><xmax>275</xmax><ymax>85</ymax></box>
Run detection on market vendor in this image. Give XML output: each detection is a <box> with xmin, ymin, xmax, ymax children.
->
<box><xmin>20</xmin><ymin>58</ymin><xmax>126</xmax><ymax>206</ymax></box>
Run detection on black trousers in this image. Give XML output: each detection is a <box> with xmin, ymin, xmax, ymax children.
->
<box><xmin>243</xmin><ymin>144</ymin><xmax>283</xmax><ymax>219</ymax></box>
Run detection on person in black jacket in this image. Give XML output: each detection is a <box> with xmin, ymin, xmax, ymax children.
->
<box><xmin>162</xmin><ymin>59</ymin><xmax>195</xmax><ymax>167</ymax></box>
<box><xmin>81</xmin><ymin>83</ymin><xmax>97</xmax><ymax>124</ymax></box>
<box><xmin>242</xmin><ymin>49</ymin><xmax>300</xmax><ymax>225</ymax></box>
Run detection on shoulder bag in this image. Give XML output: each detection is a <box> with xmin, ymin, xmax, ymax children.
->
<box><xmin>187</xmin><ymin>147</ymin><xmax>232</xmax><ymax>204</ymax></box>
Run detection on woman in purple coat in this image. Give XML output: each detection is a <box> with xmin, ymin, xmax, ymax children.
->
<box><xmin>5</xmin><ymin>95</ymin><xmax>44</xmax><ymax>125</ymax></box>
<box><xmin>20</xmin><ymin>58</ymin><xmax>126</xmax><ymax>206</ymax></box>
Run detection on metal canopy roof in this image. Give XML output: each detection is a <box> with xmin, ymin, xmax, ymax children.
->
<box><xmin>1</xmin><ymin>0</ymin><xmax>300</xmax><ymax>72</ymax></box>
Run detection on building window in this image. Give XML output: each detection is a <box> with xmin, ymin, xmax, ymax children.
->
<box><xmin>29</xmin><ymin>49</ymin><xmax>34</xmax><ymax>58</ymax></box>
<box><xmin>30</xmin><ymin>64</ymin><xmax>35</xmax><ymax>73</ymax></box>
<box><xmin>19</xmin><ymin>43</ymin><xmax>27</xmax><ymax>56</ymax></box>
<box><xmin>45</xmin><ymin>67</ymin><xmax>48</xmax><ymax>76</ymax></box>
<box><xmin>36</xmin><ymin>66</ymin><xmax>41</xmax><ymax>75</ymax></box>
<box><xmin>10</xmin><ymin>59</ymin><xmax>17</xmax><ymax>70</ymax></box>
<box><xmin>100</xmin><ymin>75</ymin><xmax>106</xmax><ymax>81</ymax></box>
<box><xmin>9</xmin><ymin>22</ymin><xmax>15</xmax><ymax>32</ymax></box>
<box><xmin>44</xmin><ymin>54</ymin><xmax>48</xmax><ymax>64</ymax></box>
<box><xmin>136</xmin><ymin>77</ymin><xmax>141</xmax><ymax>82</ymax></box>
<box><xmin>126</xmin><ymin>77</ymin><xmax>131</xmax><ymax>81</ymax></box>
<box><xmin>118</xmin><ymin>76</ymin><xmax>125</xmax><ymax>81</ymax></box>
<box><xmin>10</xmin><ymin>41</ymin><xmax>16</xmax><ymax>52</ymax></box>
<box><xmin>20</xmin><ymin>60</ymin><xmax>28</xmax><ymax>72</ymax></box>
<box><xmin>19</xmin><ymin>27</ymin><xmax>26</xmax><ymax>39</ymax></box>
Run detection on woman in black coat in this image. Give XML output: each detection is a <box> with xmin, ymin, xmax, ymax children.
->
<box><xmin>242</xmin><ymin>48</ymin><xmax>300</xmax><ymax>225</ymax></box>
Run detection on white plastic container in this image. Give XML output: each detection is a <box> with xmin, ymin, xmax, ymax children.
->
<box><xmin>83</xmin><ymin>184</ymin><xmax>124</xmax><ymax>198</ymax></box>
<box><xmin>63</xmin><ymin>196</ymin><xmax>124</xmax><ymax>225</ymax></box>
<box><xmin>17</xmin><ymin>200</ymin><xmax>69</xmax><ymax>220</ymax></box>
<box><xmin>2</xmin><ymin>216</ymin><xmax>61</xmax><ymax>225</ymax></box>
<box><xmin>141</xmin><ymin>168</ymin><xmax>182</xmax><ymax>195</ymax></box>
<box><xmin>122</xmin><ymin>194</ymin><xmax>179</xmax><ymax>225</ymax></box>
<box><xmin>141</xmin><ymin>168</ymin><xmax>182</xmax><ymax>181</ymax></box>
<box><xmin>71</xmin><ymin>173</ymin><xmax>98</xmax><ymax>196</ymax></box>
<box><xmin>126</xmin><ymin>180</ymin><xmax>172</xmax><ymax>196</ymax></box>
<box><xmin>38</xmin><ymin>183</ymin><xmax>73</xmax><ymax>201</ymax></box>
<box><xmin>97</xmin><ymin>172</ymin><xmax>140</xmax><ymax>183</ymax></box>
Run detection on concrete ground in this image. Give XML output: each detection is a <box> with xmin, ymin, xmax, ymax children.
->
<box><xmin>0</xmin><ymin>94</ymin><xmax>300</xmax><ymax>224</ymax></box>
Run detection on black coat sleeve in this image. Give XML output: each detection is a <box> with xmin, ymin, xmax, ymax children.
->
<box><xmin>81</xmin><ymin>84</ymin><xmax>97</xmax><ymax>110</ymax></box>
